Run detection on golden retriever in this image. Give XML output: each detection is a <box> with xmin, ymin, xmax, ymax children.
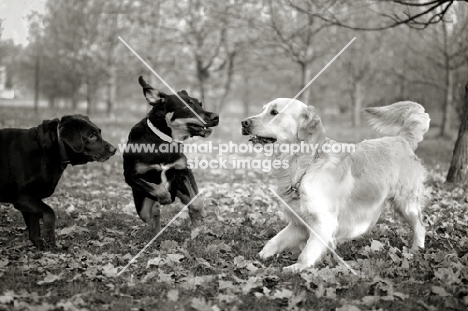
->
<box><xmin>241</xmin><ymin>99</ymin><xmax>430</xmax><ymax>272</ymax></box>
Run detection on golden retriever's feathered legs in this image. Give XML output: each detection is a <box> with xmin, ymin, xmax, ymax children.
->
<box><xmin>393</xmin><ymin>198</ymin><xmax>426</xmax><ymax>249</ymax></box>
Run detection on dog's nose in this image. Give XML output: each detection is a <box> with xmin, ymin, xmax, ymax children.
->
<box><xmin>206</xmin><ymin>113</ymin><xmax>219</xmax><ymax>125</ymax></box>
<box><xmin>107</xmin><ymin>144</ymin><xmax>117</xmax><ymax>155</ymax></box>
<box><xmin>241</xmin><ymin>119</ymin><xmax>251</xmax><ymax>128</ymax></box>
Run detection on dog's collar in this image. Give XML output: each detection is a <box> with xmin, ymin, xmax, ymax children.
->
<box><xmin>56</xmin><ymin>125</ymin><xmax>71</xmax><ymax>165</ymax></box>
<box><xmin>147</xmin><ymin>118</ymin><xmax>180</xmax><ymax>143</ymax></box>
<box><xmin>285</xmin><ymin>144</ymin><xmax>325</xmax><ymax>199</ymax></box>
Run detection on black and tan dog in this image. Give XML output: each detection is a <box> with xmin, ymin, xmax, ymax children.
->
<box><xmin>123</xmin><ymin>76</ymin><xmax>219</xmax><ymax>231</ymax></box>
<box><xmin>0</xmin><ymin>115</ymin><xmax>116</xmax><ymax>247</ymax></box>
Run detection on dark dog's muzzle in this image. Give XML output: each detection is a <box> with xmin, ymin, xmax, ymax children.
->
<box><xmin>95</xmin><ymin>142</ymin><xmax>117</xmax><ymax>162</ymax></box>
<box><xmin>204</xmin><ymin>112</ymin><xmax>219</xmax><ymax>127</ymax></box>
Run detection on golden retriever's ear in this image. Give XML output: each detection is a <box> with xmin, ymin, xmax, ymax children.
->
<box><xmin>297</xmin><ymin>106</ymin><xmax>325</xmax><ymax>143</ymax></box>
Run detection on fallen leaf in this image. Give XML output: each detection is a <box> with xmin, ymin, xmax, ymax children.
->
<box><xmin>191</xmin><ymin>227</ymin><xmax>202</xmax><ymax>239</ymax></box>
<box><xmin>0</xmin><ymin>259</ymin><xmax>9</xmax><ymax>268</ymax></box>
<box><xmin>431</xmin><ymin>286</ymin><xmax>451</xmax><ymax>297</ymax></box>
<box><xmin>393</xmin><ymin>292</ymin><xmax>408</xmax><ymax>300</ymax></box>
<box><xmin>147</xmin><ymin>257</ymin><xmax>163</xmax><ymax>268</ymax></box>
<box><xmin>273</xmin><ymin>288</ymin><xmax>293</xmax><ymax>299</ymax></box>
<box><xmin>37</xmin><ymin>272</ymin><xmax>63</xmax><ymax>285</ymax></box>
<box><xmin>361</xmin><ymin>296</ymin><xmax>379</xmax><ymax>306</ymax></box>
<box><xmin>370</xmin><ymin>240</ymin><xmax>384</xmax><ymax>252</ymax></box>
<box><xmin>336</xmin><ymin>305</ymin><xmax>361</xmax><ymax>311</ymax></box>
<box><xmin>191</xmin><ymin>297</ymin><xmax>213</xmax><ymax>311</ymax></box>
<box><xmin>243</xmin><ymin>276</ymin><xmax>262</xmax><ymax>295</ymax></box>
<box><xmin>0</xmin><ymin>292</ymin><xmax>14</xmax><ymax>304</ymax></box>
<box><xmin>59</xmin><ymin>225</ymin><xmax>89</xmax><ymax>236</ymax></box>
<box><xmin>166</xmin><ymin>254</ymin><xmax>185</xmax><ymax>264</ymax></box>
<box><xmin>167</xmin><ymin>289</ymin><xmax>179</xmax><ymax>302</ymax></box>
<box><xmin>101</xmin><ymin>263</ymin><xmax>118</xmax><ymax>277</ymax></box>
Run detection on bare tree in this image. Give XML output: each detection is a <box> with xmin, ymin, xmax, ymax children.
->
<box><xmin>168</xmin><ymin>0</ymin><xmax>227</xmax><ymax>104</ymax></box>
<box><xmin>265</xmin><ymin>0</ymin><xmax>331</xmax><ymax>105</ymax></box>
<box><xmin>419</xmin><ymin>7</ymin><xmax>468</xmax><ymax>136</ymax></box>
<box><xmin>447</xmin><ymin>61</ymin><xmax>468</xmax><ymax>183</ymax></box>
<box><xmin>287</xmin><ymin>0</ymin><xmax>467</xmax><ymax>30</ymax></box>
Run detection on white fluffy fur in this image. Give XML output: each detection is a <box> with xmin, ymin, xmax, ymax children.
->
<box><xmin>244</xmin><ymin>99</ymin><xmax>430</xmax><ymax>273</ymax></box>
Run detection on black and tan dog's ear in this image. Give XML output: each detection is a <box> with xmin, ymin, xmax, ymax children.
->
<box><xmin>138</xmin><ymin>76</ymin><xmax>167</xmax><ymax>106</ymax></box>
<box><xmin>59</xmin><ymin>116</ymin><xmax>84</xmax><ymax>153</ymax></box>
<box><xmin>297</xmin><ymin>106</ymin><xmax>325</xmax><ymax>143</ymax></box>
<box><xmin>178</xmin><ymin>90</ymin><xmax>188</xmax><ymax>96</ymax></box>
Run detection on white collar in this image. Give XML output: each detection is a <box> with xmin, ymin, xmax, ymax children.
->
<box><xmin>147</xmin><ymin>118</ymin><xmax>177</xmax><ymax>143</ymax></box>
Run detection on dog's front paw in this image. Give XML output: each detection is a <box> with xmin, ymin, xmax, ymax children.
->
<box><xmin>258</xmin><ymin>245</ymin><xmax>276</xmax><ymax>260</ymax></box>
<box><xmin>283</xmin><ymin>263</ymin><xmax>306</xmax><ymax>273</ymax></box>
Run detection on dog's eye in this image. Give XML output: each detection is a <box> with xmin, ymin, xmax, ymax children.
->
<box><xmin>271</xmin><ymin>110</ymin><xmax>278</xmax><ymax>116</ymax></box>
<box><xmin>199</xmin><ymin>102</ymin><xmax>203</xmax><ymax>107</ymax></box>
<box><xmin>89</xmin><ymin>133</ymin><xmax>97</xmax><ymax>141</ymax></box>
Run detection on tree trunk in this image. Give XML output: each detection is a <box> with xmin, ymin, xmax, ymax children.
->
<box><xmin>352</xmin><ymin>81</ymin><xmax>363</xmax><ymax>126</ymax></box>
<box><xmin>34</xmin><ymin>51</ymin><xmax>40</xmax><ymax>113</ymax></box>
<box><xmin>243</xmin><ymin>76</ymin><xmax>250</xmax><ymax>119</ymax></box>
<box><xmin>48</xmin><ymin>96</ymin><xmax>55</xmax><ymax>108</ymax></box>
<box><xmin>398</xmin><ymin>75</ymin><xmax>406</xmax><ymax>101</ymax></box>
<box><xmin>106</xmin><ymin>65</ymin><xmax>117</xmax><ymax>114</ymax></box>
<box><xmin>195</xmin><ymin>57</ymin><xmax>207</xmax><ymax>104</ymax></box>
<box><xmin>198</xmin><ymin>80</ymin><xmax>205</xmax><ymax>104</ymax></box>
<box><xmin>446</xmin><ymin>78</ymin><xmax>468</xmax><ymax>183</ymax></box>
<box><xmin>86</xmin><ymin>81</ymin><xmax>92</xmax><ymax>115</ymax></box>
<box><xmin>440</xmin><ymin>68</ymin><xmax>453</xmax><ymax>136</ymax></box>
<box><xmin>299</xmin><ymin>62</ymin><xmax>311</xmax><ymax>105</ymax></box>
<box><xmin>71</xmin><ymin>91</ymin><xmax>78</xmax><ymax>110</ymax></box>
<box><xmin>216</xmin><ymin>53</ymin><xmax>235</xmax><ymax>113</ymax></box>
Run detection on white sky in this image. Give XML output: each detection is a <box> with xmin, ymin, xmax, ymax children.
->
<box><xmin>0</xmin><ymin>0</ymin><xmax>46</xmax><ymax>46</ymax></box>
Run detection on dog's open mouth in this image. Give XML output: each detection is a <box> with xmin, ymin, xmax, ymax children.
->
<box><xmin>92</xmin><ymin>154</ymin><xmax>113</xmax><ymax>162</ymax></box>
<box><xmin>249</xmin><ymin>135</ymin><xmax>277</xmax><ymax>144</ymax></box>
<box><xmin>188</xmin><ymin>123</ymin><xmax>214</xmax><ymax>137</ymax></box>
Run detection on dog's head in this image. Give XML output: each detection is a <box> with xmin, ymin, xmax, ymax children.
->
<box><xmin>58</xmin><ymin>115</ymin><xmax>116</xmax><ymax>165</ymax></box>
<box><xmin>139</xmin><ymin>76</ymin><xmax>219</xmax><ymax>141</ymax></box>
<box><xmin>241</xmin><ymin>98</ymin><xmax>325</xmax><ymax>144</ymax></box>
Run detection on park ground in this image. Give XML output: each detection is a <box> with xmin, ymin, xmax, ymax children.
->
<box><xmin>0</xmin><ymin>105</ymin><xmax>467</xmax><ymax>311</ymax></box>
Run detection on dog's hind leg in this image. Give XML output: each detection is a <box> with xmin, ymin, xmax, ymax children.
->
<box><xmin>259</xmin><ymin>223</ymin><xmax>308</xmax><ymax>259</ymax></box>
<box><xmin>174</xmin><ymin>171</ymin><xmax>206</xmax><ymax>226</ymax></box>
<box><xmin>15</xmin><ymin>196</ymin><xmax>56</xmax><ymax>248</ymax></box>
<box><xmin>394</xmin><ymin>198</ymin><xmax>425</xmax><ymax>250</ymax></box>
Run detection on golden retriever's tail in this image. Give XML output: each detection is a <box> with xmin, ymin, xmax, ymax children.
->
<box><xmin>365</xmin><ymin>101</ymin><xmax>430</xmax><ymax>151</ymax></box>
